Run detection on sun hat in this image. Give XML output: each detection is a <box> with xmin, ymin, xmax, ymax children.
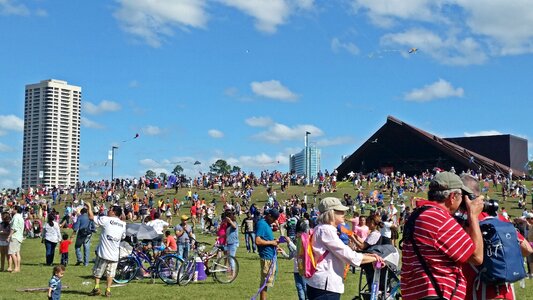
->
<box><xmin>526</xmin><ymin>213</ymin><xmax>533</xmax><ymax>219</ymax></box>
<box><xmin>180</xmin><ymin>215</ymin><xmax>190</xmax><ymax>221</ymax></box>
<box><xmin>318</xmin><ymin>197</ymin><xmax>349</xmax><ymax>213</ymax></box>
<box><xmin>429</xmin><ymin>171</ymin><xmax>474</xmax><ymax>195</ymax></box>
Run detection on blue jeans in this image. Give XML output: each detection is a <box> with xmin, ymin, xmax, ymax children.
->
<box><xmin>244</xmin><ymin>232</ymin><xmax>256</xmax><ymax>252</ymax></box>
<box><xmin>75</xmin><ymin>236</ymin><xmax>91</xmax><ymax>266</ymax></box>
<box><xmin>45</xmin><ymin>240</ymin><xmax>57</xmax><ymax>265</ymax></box>
<box><xmin>294</xmin><ymin>273</ymin><xmax>307</xmax><ymax>300</ymax></box>
<box><xmin>178</xmin><ymin>243</ymin><xmax>189</xmax><ymax>260</ymax></box>
<box><xmin>227</xmin><ymin>243</ymin><xmax>238</xmax><ymax>270</ymax></box>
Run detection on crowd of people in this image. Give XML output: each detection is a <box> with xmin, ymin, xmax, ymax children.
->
<box><xmin>1</xmin><ymin>167</ymin><xmax>533</xmax><ymax>299</ymax></box>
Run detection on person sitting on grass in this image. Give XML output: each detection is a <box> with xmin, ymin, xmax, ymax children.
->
<box><xmin>164</xmin><ymin>230</ymin><xmax>177</xmax><ymax>252</ymax></box>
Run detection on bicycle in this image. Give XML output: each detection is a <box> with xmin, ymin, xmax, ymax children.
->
<box><xmin>177</xmin><ymin>239</ymin><xmax>239</xmax><ymax>285</ymax></box>
<box><xmin>114</xmin><ymin>242</ymin><xmax>184</xmax><ymax>285</ymax></box>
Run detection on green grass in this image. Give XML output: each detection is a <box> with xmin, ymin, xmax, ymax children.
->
<box><xmin>2</xmin><ymin>182</ymin><xmax>533</xmax><ymax>299</ymax></box>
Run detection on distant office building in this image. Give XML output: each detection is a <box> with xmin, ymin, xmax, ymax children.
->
<box><xmin>289</xmin><ymin>145</ymin><xmax>321</xmax><ymax>179</ymax></box>
<box><xmin>22</xmin><ymin>79</ymin><xmax>81</xmax><ymax>188</ymax></box>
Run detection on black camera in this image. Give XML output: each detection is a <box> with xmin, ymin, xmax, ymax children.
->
<box><xmin>482</xmin><ymin>199</ymin><xmax>499</xmax><ymax>216</ymax></box>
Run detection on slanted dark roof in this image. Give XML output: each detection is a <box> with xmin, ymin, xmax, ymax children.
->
<box><xmin>336</xmin><ymin>116</ymin><xmax>525</xmax><ymax>178</ymax></box>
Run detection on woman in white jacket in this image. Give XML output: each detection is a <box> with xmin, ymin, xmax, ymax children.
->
<box><xmin>307</xmin><ymin>197</ymin><xmax>383</xmax><ymax>300</ymax></box>
<box><xmin>42</xmin><ymin>213</ymin><xmax>62</xmax><ymax>265</ymax></box>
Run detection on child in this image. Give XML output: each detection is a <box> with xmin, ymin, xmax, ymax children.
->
<box><xmin>164</xmin><ymin>230</ymin><xmax>177</xmax><ymax>252</ymax></box>
<box><xmin>48</xmin><ymin>265</ymin><xmax>65</xmax><ymax>300</ymax></box>
<box><xmin>59</xmin><ymin>233</ymin><xmax>72</xmax><ymax>266</ymax></box>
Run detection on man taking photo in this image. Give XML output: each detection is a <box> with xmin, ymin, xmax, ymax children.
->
<box><xmin>401</xmin><ymin>171</ymin><xmax>484</xmax><ymax>300</ymax></box>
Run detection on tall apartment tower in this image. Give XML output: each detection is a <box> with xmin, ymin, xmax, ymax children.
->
<box><xmin>22</xmin><ymin>79</ymin><xmax>81</xmax><ymax>188</ymax></box>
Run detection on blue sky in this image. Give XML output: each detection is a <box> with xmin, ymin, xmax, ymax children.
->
<box><xmin>1</xmin><ymin>0</ymin><xmax>533</xmax><ymax>188</ymax></box>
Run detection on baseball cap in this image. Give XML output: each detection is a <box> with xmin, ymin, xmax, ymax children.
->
<box><xmin>526</xmin><ymin>213</ymin><xmax>533</xmax><ymax>219</ymax></box>
<box><xmin>180</xmin><ymin>214</ymin><xmax>190</xmax><ymax>221</ymax></box>
<box><xmin>318</xmin><ymin>197</ymin><xmax>349</xmax><ymax>213</ymax></box>
<box><xmin>429</xmin><ymin>171</ymin><xmax>474</xmax><ymax>195</ymax></box>
<box><xmin>265</xmin><ymin>209</ymin><xmax>280</xmax><ymax>219</ymax></box>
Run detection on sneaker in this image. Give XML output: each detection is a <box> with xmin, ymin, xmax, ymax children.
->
<box><xmin>105</xmin><ymin>290</ymin><xmax>111</xmax><ymax>297</ymax></box>
<box><xmin>89</xmin><ymin>288</ymin><xmax>101</xmax><ymax>296</ymax></box>
<box><xmin>75</xmin><ymin>262</ymin><xmax>82</xmax><ymax>266</ymax></box>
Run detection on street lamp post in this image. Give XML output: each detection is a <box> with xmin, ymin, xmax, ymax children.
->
<box><xmin>111</xmin><ymin>146</ymin><xmax>118</xmax><ymax>183</ymax></box>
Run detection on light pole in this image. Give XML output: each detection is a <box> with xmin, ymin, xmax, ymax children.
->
<box><xmin>111</xmin><ymin>146</ymin><xmax>118</xmax><ymax>183</ymax></box>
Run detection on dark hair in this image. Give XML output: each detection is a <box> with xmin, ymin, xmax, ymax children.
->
<box><xmin>1</xmin><ymin>212</ymin><xmax>11</xmax><ymax>226</ymax></box>
<box><xmin>112</xmin><ymin>206</ymin><xmax>122</xmax><ymax>216</ymax></box>
<box><xmin>62</xmin><ymin>233</ymin><xmax>69</xmax><ymax>240</ymax></box>
<box><xmin>47</xmin><ymin>213</ymin><xmax>55</xmax><ymax>227</ymax></box>
<box><xmin>53</xmin><ymin>265</ymin><xmax>65</xmax><ymax>275</ymax></box>
<box><xmin>165</xmin><ymin>230</ymin><xmax>171</xmax><ymax>236</ymax></box>
<box><xmin>80</xmin><ymin>208</ymin><xmax>87</xmax><ymax>214</ymax></box>
<box><xmin>154</xmin><ymin>212</ymin><xmax>160</xmax><ymax>219</ymax></box>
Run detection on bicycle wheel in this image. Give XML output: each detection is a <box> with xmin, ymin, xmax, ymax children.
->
<box><xmin>157</xmin><ymin>254</ymin><xmax>184</xmax><ymax>285</ymax></box>
<box><xmin>177</xmin><ymin>256</ymin><xmax>196</xmax><ymax>286</ymax></box>
<box><xmin>213</xmin><ymin>255</ymin><xmax>239</xmax><ymax>284</ymax></box>
<box><xmin>113</xmin><ymin>256</ymin><xmax>138</xmax><ymax>284</ymax></box>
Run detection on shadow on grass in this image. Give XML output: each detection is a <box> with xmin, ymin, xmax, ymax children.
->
<box><xmin>62</xmin><ymin>290</ymin><xmax>91</xmax><ymax>296</ymax></box>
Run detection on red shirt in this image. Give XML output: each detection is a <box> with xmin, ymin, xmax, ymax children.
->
<box><xmin>401</xmin><ymin>200</ymin><xmax>475</xmax><ymax>300</ymax></box>
<box><xmin>190</xmin><ymin>205</ymin><xmax>197</xmax><ymax>216</ymax></box>
<box><xmin>59</xmin><ymin>240</ymin><xmax>71</xmax><ymax>254</ymax></box>
<box><xmin>165</xmin><ymin>235</ymin><xmax>177</xmax><ymax>251</ymax></box>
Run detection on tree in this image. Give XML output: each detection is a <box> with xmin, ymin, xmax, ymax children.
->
<box><xmin>527</xmin><ymin>161</ymin><xmax>533</xmax><ymax>177</ymax></box>
<box><xmin>172</xmin><ymin>164</ymin><xmax>184</xmax><ymax>176</ymax></box>
<box><xmin>145</xmin><ymin>170</ymin><xmax>156</xmax><ymax>180</ymax></box>
<box><xmin>210</xmin><ymin>159</ymin><xmax>231</xmax><ymax>175</ymax></box>
<box><xmin>159</xmin><ymin>172</ymin><xmax>168</xmax><ymax>182</ymax></box>
<box><xmin>231</xmin><ymin>165</ymin><xmax>241</xmax><ymax>173</ymax></box>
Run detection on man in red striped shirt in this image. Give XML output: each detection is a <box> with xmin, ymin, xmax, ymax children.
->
<box><xmin>401</xmin><ymin>172</ymin><xmax>484</xmax><ymax>300</ymax></box>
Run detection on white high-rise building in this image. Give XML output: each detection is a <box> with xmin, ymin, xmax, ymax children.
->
<box><xmin>22</xmin><ymin>79</ymin><xmax>81</xmax><ymax>188</ymax></box>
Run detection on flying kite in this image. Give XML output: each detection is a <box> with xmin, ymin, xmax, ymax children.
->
<box><xmin>123</xmin><ymin>133</ymin><xmax>140</xmax><ymax>143</ymax></box>
<box><xmin>194</xmin><ymin>161</ymin><xmax>201</xmax><ymax>165</ymax></box>
<box><xmin>408</xmin><ymin>48</ymin><xmax>418</xmax><ymax>54</ymax></box>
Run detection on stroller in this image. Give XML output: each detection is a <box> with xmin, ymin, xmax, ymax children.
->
<box><xmin>353</xmin><ymin>244</ymin><xmax>401</xmax><ymax>300</ymax></box>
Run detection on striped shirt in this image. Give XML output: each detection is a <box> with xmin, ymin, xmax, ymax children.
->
<box><xmin>401</xmin><ymin>200</ymin><xmax>475</xmax><ymax>300</ymax></box>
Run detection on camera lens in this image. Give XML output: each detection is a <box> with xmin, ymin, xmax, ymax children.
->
<box><xmin>482</xmin><ymin>199</ymin><xmax>499</xmax><ymax>216</ymax></box>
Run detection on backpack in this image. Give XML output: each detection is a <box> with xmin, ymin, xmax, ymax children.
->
<box><xmin>78</xmin><ymin>220</ymin><xmax>96</xmax><ymax>236</ymax></box>
<box><xmin>297</xmin><ymin>229</ymin><xmax>328</xmax><ymax>279</ymax></box>
<box><xmin>474</xmin><ymin>217</ymin><xmax>526</xmax><ymax>285</ymax></box>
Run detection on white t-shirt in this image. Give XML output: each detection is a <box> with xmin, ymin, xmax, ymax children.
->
<box><xmin>146</xmin><ymin>219</ymin><xmax>169</xmax><ymax>235</ymax></box>
<box><xmin>95</xmin><ymin>216</ymin><xmax>126</xmax><ymax>262</ymax></box>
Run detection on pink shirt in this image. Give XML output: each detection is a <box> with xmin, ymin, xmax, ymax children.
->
<box><xmin>354</xmin><ymin>225</ymin><xmax>369</xmax><ymax>241</ymax></box>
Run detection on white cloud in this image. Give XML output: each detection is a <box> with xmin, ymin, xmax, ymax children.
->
<box><xmin>208</xmin><ymin>129</ymin><xmax>224</xmax><ymax>138</ymax></box>
<box><xmin>81</xmin><ymin>117</ymin><xmax>104</xmax><ymax>129</ymax></box>
<box><xmin>220</xmin><ymin>0</ymin><xmax>314</xmax><ymax>33</ymax></box>
<box><xmin>316</xmin><ymin>136</ymin><xmax>355</xmax><ymax>147</ymax></box>
<box><xmin>404</xmin><ymin>79</ymin><xmax>464</xmax><ymax>102</ymax></box>
<box><xmin>351</xmin><ymin>0</ymin><xmax>443</xmax><ymax>27</ymax></box>
<box><xmin>0</xmin><ymin>142</ymin><xmax>13</xmax><ymax>152</ymax></box>
<box><xmin>464</xmin><ymin>130</ymin><xmax>503</xmax><ymax>137</ymax></box>
<box><xmin>83</xmin><ymin>100</ymin><xmax>121</xmax><ymax>115</ymax></box>
<box><xmin>455</xmin><ymin>0</ymin><xmax>533</xmax><ymax>55</ymax></box>
<box><xmin>142</xmin><ymin>125</ymin><xmax>161</xmax><ymax>136</ymax></box>
<box><xmin>251</xmin><ymin>80</ymin><xmax>299</xmax><ymax>101</ymax></box>
<box><xmin>331</xmin><ymin>38</ymin><xmax>360</xmax><ymax>55</ymax></box>
<box><xmin>0</xmin><ymin>114</ymin><xmax>24</xmax><ymax>135</ymax></box>
<box><xmin>232</xmin><ymin>153</ymin><xmax>289</xmax><ymax>168</ymax></box>
<box><xmin>114</xmin><ymin>0</ymin><xmax>208</xmax><ymax>47</ymax></box>
<box><xmin>0</xmin><ymin>0</ymin><xmax>30</xmax><ymax>16</ymax></box>
<box><xmin>254</xmin><ymin>122</ymin><xmax>323</xmax><ymax>143</ymax></box>
<box><xmin>245</xmin><ymin>116</ymin><xmax>274</xmax><ymax>127</ymax></box>
<box><xmin>381</xmin><ymin>28</ymin><xmax>487</xmax><ymax>65</ymax></box>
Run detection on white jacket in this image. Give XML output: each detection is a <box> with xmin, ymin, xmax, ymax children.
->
<box><xmin>306</xmin><ymin>224</ymin><xmax>363</xmax><ymax>294</ymax></box>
